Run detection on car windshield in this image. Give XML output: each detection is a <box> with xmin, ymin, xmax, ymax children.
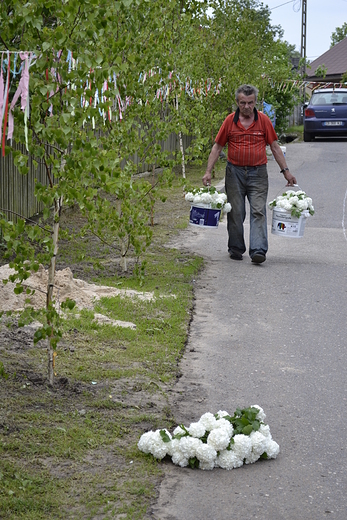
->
<box><xmin>311</xmin><ymin>92</ymin><xmax>347</xmax><ymax>105</ymax></box>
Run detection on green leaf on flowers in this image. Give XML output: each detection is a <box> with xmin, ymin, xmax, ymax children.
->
<box><xmin>260</xmin><ymin>452</ymin><xmax>268</xmax><ymax>459</ymax></box>
<box><xmin>173</xmin><ymin>424</ymin><xmax>190</xmax><ymax>440</ymax></box>
<box><xmin>242</xmin><ymin>424</ymin><xmax>253</xmax><ymax>435</ymax></box>
<box><xmin>252</xmin><ymin>420</ymin><xmax>260</xmax><ymax>431</ymax></box>
<box><xmin>226</xmin><ymin>438</ymin><xmax>235</xmax><ymax>450</ymax></box>
<box><xmin>159</xmin><ymin>430</ymin><xmax>171</xmax><ymax>443</ymax></box>
<box><xmin>188</xmin><ymin>457</ymin><xmax>199</xmax><ymax>469</ymax></box>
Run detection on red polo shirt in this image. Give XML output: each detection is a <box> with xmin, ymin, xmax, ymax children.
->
<box><xmin>215</xmin><ymin>108</ymin><xmax>278</xmax><ymax>166</ymax></box>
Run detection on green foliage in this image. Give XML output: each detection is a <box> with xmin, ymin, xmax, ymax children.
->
<box><xmin>330</xmin><ymin>22</ymin><xmax>347</xmax><ymax>47</ymax></box>
<box><xmin>60</xmin><ymin>298</ymin><xmax>76</xmax><ymax>311</ymax></box>
<box><xmin>225</xmin><ymin>406</ymin><xmax>261</xmax><ymax>436</ymax></box>
<box><xmin>159</xmin><ymin>429</ymin><xmax>171</xmax><ymax>443</ymax></box>
<box><xmin>0</xmin><ymin>361</ymin><xmax>9</xmax><ymax>379</ymax></box>
<box><xmin>188</xmin><ymin>457</ymin><xmax>200</xmax><ymax>469</ymax></box>
<box><xmin>314</xmin><ymin>65</ymin><xmax>328</xmax><ymax>79</ymax></box>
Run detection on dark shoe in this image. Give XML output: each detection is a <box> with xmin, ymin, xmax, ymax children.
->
<box><xmin>229</xmin><ymin>252</ymin><xmax>243</xmax><ymax>261</ymax></box>
<box><xmin>251</xmin><ymin>253</ymin><xmax>266</xmax><ymax>264</ymax></box>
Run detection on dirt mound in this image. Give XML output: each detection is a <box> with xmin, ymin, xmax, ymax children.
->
<box><xmin>0</xmin><ymin>264</ymin><xmax>154</xmax><ymax>313</ymax></box>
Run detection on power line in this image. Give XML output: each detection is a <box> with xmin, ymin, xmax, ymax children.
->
<box><xmin>270</xmin><ymin>0</ymin><xmax>295</xmax><ymax>10</ymax></box>
<box><xmin>269</xmin><ymin>0</ymin><xmax>301</xmax><ymax>11</ymax></box>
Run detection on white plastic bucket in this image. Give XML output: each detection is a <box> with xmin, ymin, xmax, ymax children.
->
<box><xmin>271</xmin><ymin>208</ymin><xmax>309</xmax><ymax>238</ymax></box>
<box><xmin>189</xmin><ymin>204</ymin><xmax>221</xmax><ymax>228</ymax></box>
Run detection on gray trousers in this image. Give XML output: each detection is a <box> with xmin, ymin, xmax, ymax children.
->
<box><xmin>225</xmin><ymin>162</ymin><xmax>269</xmax><ymax>258</ymax></box>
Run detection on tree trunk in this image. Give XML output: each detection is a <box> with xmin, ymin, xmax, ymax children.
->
<box><xmin>150</xmin><ymin>163</ymin><xmax>155</xmax><ymax>226</ymax></box>
<box><xmin>176</xmin><ymin>95</ymin><xmax>186</xmax><ymax>179</ymax></box>
<box><xmin>116</xmin><ymin>199</ymin><xmax>127</xmax><ymax>272</ymax></box>
<box><xmin>46</xmin><ymin>195</ymin><xmax>63</xmax><ymax>385</ymax></box>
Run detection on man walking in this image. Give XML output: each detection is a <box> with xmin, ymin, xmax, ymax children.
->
<box><xmin>202</xmin><ymin>84</ymin><xmax>296</xmax><ymax>264</ymax></box>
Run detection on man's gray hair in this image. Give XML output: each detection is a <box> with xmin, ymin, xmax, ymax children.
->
<box><xmin>235</xmin><ymin>84</ymin><xmax>259</xmax><ymax>102</ymax></box>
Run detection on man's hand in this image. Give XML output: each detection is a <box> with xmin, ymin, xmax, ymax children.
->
<box><xmin>283</xmin><ymin>170</ymin><xmax>297</xmax><ymax>186</ymax></box>
<box><xmin>202</xmin><ymin>171</ymin><xmax>212</xmax><ymax>186</ymax></box>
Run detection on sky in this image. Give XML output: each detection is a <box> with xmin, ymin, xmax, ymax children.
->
<box><xmin>265</xmin><ymin>0</ymin><xmax>347</xmax><ymax>60</ymax></box>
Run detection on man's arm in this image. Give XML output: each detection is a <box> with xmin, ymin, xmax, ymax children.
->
<box><xmin>270</xmin><ymin>141</ymin><xmax>297</xmax><ymax>186</ymax></box>
<box><xmin>202</xmin><ymin>143</ymin><xmax>224</xmax><ymax>186</ymax></box>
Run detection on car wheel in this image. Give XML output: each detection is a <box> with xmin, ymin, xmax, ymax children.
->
<box><xmin>304</xmin><ymin>130</ymin><xmax>314</xmax><ymax>142</ymax></box>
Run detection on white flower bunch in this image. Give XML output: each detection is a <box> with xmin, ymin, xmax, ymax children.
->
<box><xmin>138</xmin><ymin>406</ymin><xmax>279</xmax><ymax>471</ymax></box>
<box><xmin>185</xmin><ymin>186</ymin><xmax>231</xmax><ymax>213</ymax></box>
<box><xmin>269</xmin><ymin>189</ymin><xmax>314</xmax><ymax>218</ymax></box>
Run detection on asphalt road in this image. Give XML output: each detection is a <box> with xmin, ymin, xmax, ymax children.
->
<box><xmin>151</xmin><ymin>139</ymin><xmax>347</xmax><ymax>520</ymax></box>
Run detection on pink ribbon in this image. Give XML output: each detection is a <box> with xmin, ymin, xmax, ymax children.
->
<box><xmin>8</xmin><ymin>52</ymin><xmax>31</xmax><ymax>140</ymax></box>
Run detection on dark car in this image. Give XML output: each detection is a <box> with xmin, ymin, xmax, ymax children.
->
<box><xmin>303</xmin><ymin>88</ymin><xmax>347</xmax><ymax>142</ymax></box>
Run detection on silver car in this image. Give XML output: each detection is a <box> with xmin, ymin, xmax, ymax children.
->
<box><xmin>303</xmin><ymin>88</ymin><xmax>347</xmax><ymax>142</ymax></box>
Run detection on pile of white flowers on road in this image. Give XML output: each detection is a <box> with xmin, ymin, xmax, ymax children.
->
<box><xmin>269</xmin><ymin>189</ymin><xmax>314</xmax><ymax>219</ymax></box>
<box><xmin>138</xmin><ymin>405</ymin><xmax>279</xmax><ymax>470</ymax></box>
<box><xmin>185</xmin><ymin>186</ymin><xmax>231</xmax><ymax>213</ymax></box>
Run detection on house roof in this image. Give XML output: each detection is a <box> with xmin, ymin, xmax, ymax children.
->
<box><xmin>306</xmin><ymin>36</ymin><xmax>347</xmax><ymax>82</ymax></box>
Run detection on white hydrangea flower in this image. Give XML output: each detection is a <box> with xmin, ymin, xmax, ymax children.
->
<box><xmin>137</xmin><ymin>429</ymin><xmax>171</xmax><ymax>460</ymax></box>
<box><xmin>216</xmin><ymin>450</ymin><xmax>244</xmax><ymax>470</ymax></box>
<box><xmin>245</xmin><ymin>451</ymin><xmax>260</xmax><ymax>464</ymax></box>
<box><xmin>259</xmin><ymin>424</ymin><xmax>271</xmax><ymax>439</ymax></box>
<box><xmin>137</xmin><ymin>431</ymin><xmax>154</xmax><ymax>454</ymax></box>
<box><xmin>307</xmin><ymin>198</ymin><xmax>314</xmax><ymax>211</ymax></box>
<box><xmin>232</xmin><ymin>434</ymin><xmax>252</xmax><ymax>460</ymax></box>
<box><xmin>166</xmin><ymin>438</ymin><xmax>181</xmax><ymax>457</ymax></box>
<box><xmin>199</xmin><ymin>412</ymin><xmax>218</xmax><ymax>431</ymax></box>
<box><xmin>173</xmin><ymin>425</ymin><xmax>186</xmax><ymax>437</ymax></box>
<box><xmin>192</xmin><ymin>194</ymin><xmax>202</xmax><ymax>204</ymax></box>
<box><xmin>214</xmin><ymin>194</ymin><xmax>226</xmax><ymax>205</ymax></box>
<box><xmin>171</xmin><ymin>451</ymin><xmax>189</xmax><ymax>467</ymax></box>
<box><xmin>216</xmin><ymin>410</ymin><xmax>230</xmax><ymax>419</ymax></box>
<box><xmin>223</xmin><ymin>202</ymin><xmax>232</xmax><ymax>213</ymax></box>
<box><xmin>296</xmin><ymin>199</ymin><xmax>308</xmax><ymax>210</ymax></box>
<box><xmin>196</xmin><ymin>443</ymin><xmax>217</xmax><ymax>464</ymax></box>
<box><xmin>264</xmin><ymin>439</ymin><xmax>280</xmax><ymax>459</ymax></box>
<box><xmin>283</xmin><ymin>200</ymin><xmax>293</xmax><ymax>211</ymax></box>
<box><xmin>251</xmin><ymin>405</ymin><xmax>266</xmax><ymax>422</ymax></box>
<box><xmin>214</xmin><ymin>418</ymin><xmax>233</xmax><ymax>438</ymax></box>
<box><xmin>249</xmin><ymin>431</ymin><xmax>267</xmax><ymax>457</ymax></box>
<box><xmin>207</xmin><ymin>427</ymin><xmax>231</xmax><ymax>451</ymax></box>
<box><xmin>184</xmin><ymin>192</ymin><xmax>194</xmax><ymax>202</ymax></box>
<box><xmin>200</xmin><ymin>192</ymin><xmax>212</xmax><ymax>204</ymax></box>
<box><xmin>178</xmin><ymin>436</ymin><xmax>203</xmax><ymax>459</ymax></box>
<box><xmin>187</xmin><ymin>421</ymin><xmax>206</xmax><ymax>438</ymax></box>
<box><xmin>199</xmin><ymin>460</ymin><xmax>215</xmax><ymax>471</ymax></box>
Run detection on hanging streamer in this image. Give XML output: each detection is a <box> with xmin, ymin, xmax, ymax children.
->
<box><xmin>2</xmin><ymin>53</ymin><xmax>11</xmax><ymax>157</ymax></box>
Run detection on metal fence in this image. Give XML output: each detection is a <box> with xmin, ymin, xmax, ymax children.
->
<box><xmin>0</xmin><ymin>132</ymin><xmax>192</xmax><ymax>222</ymax></box>
<box><xmin>0</xmin><ymin>141</ymin><xmax>50</xmax><ymax>223</ymax></box>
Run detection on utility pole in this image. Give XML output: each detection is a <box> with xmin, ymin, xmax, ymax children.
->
<box><xmin>300</xmin><ymin>0</ymin><xmax>307</xmax><ymax>77</ymax></box>
<box><xmin>300</xmin><ymin>0</ymin><xmax>307</xmax><ymax>123</ymax></box>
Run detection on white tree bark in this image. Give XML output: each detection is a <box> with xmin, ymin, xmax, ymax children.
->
<box><xmin>176</xmin><ymin>95</ymin><xmax>186</xmax><ymax>179</ymax></box>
